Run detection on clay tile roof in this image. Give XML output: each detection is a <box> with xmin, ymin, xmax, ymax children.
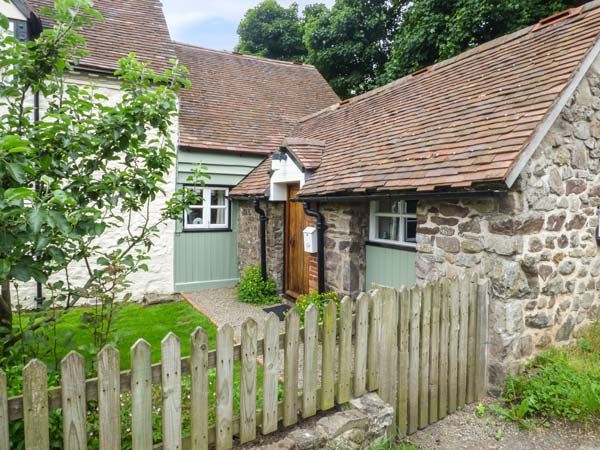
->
<box><xmin>231</xmin><ymin>157</ymin><xmax>271</xmax><ymax>197</ymax></box>
<box><xmin>174</xmin><ymin>43</ymin><xmax>340</xmax><ymax>155</ymax></box>
<box><xmin>26</xmin><ymin>0</ymin><xmax>175</xmax><ymax>73</ymax></box>
<box><xmin>283</xmin><ymin>137</ymin><xmax>326</xmax><ymax>170</ymax></box>
<box><xmin>280</xmin><ymin>2</ymin><xmax>600</xmax><ymax>197</ymax></box>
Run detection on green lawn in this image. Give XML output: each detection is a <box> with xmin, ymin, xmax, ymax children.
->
<box><xmin>12</xmin><ymin>301</ymin><xmax>273</xmax><ymax>449</ymax></box>
<box><xmin>49</xmin><ymin>301</ymin><xmax>217</xmax><ymax>369</ymax></box>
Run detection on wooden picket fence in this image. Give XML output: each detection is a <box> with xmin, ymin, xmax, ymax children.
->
<box><xmin>0</xmin><ymin>274</ymin><xmax>488</xmax><ymax>450</ymax></box>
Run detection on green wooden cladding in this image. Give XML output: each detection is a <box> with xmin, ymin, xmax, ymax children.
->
<box><xmin>177</xmin><ymin>148</ymin><xmax>264</xmax><ymax>186</ymax></box>
<box><xmin>365</xmin><ymin>244</ymin><xmax>416</xmax><ymax>290</ymax></box>
<box><xmin>174</xmin><ymin>149</ymin><xmax>264</xmax><ymax>291</ymax></box>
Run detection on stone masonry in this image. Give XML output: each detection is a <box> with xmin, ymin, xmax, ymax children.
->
<box><xmin>320</xmin><ymin>201</ymin><xmax>370</xmax><ymax>297</ymax></box>
<box><xmin>416</xmin><ymin>55</ymin><xmax>600</xmax><ymax>382</ymax></box>
<box><xmin>241</xmin><ymin>393</ymin><xmax>394</xmax><ymax>450</ymax></box>
<box><xmin>237</xmin><ymin>199</ymin><xmax>285</xmax><ymax>291</ymax></box>
<box><xmin>237</xmin><ymin>200</ymin><xmax>369</xmax><ymax>297</ymax></box>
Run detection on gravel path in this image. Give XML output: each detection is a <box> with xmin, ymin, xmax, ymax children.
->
<box><xmin>182</xmin><ymin>287</ymin><xmax>340</xmax><ymax>383</ymax></box>
<box><xmin>405</xmin><ymin>397</ymin><xmax>600</xmax><ymax>450</ymax></box>
<box><xmin>181</xmin><ymin>287</ymin><xmax>286</xmax><ymax>341</ymax></box>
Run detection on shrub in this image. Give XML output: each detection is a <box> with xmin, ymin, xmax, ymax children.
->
<box><xmin>492</xmin><ymin>322</ymin><xmax>600</xmax><ymax>427</ymax></box>
<box><xmin>237</xmin><ymin>265</ymin><xmax>279</xmax><ymax>304</ymax></box>
<box><xmin>295</xmin><ymin>291</ymin><xmax>339</xmax><ymax>325</ymax></box>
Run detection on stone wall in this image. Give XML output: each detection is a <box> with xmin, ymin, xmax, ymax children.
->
<box><xmin>237</xmin><ymin>200</ymin><xmax>369</xmax><ymax>297</ymax></box>
<box><xmin>241</xmin><ymin>393</ymin><xmax>394</xmax><ymax>450</ymax></box>
<box><xmin>320</xmin><ymin>201</ymin><xmax>370</xmax><ymax>297</ymax></box>
<box><xmin>237</xmin><ymin>199</ymin><xmax>285</xmax><ymax>291</ymax></box>
<box><xmin>416</xmin><ymin>56</ymin><xmax>600</xmax><ymax>381</ymax></box>
<box><xmin>13</xmin><ymin>72</ymin><xmax>177</xmax><ymax>307</ymax></box>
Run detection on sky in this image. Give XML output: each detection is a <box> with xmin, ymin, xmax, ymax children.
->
<box><xmin>162</xmin><ymin>0</ymin><xmax>335</xmax><ymax>51</ymax></box>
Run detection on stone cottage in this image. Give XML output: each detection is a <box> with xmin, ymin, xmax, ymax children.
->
<box><xmin>231</xmin><ymin>3</ymin><xmax>600</xmax><ymax>377</ymax></box>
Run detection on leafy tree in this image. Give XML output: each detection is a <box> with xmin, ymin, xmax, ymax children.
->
<box><xmin>236</xmin><ymin>0</ymin><xmax>307</xmax><ymax>61</ymax></box>
<box><xmin>383</xmin><ymin>0</ymin><xmax>588</xmax><ymax>82</ymax></box>
<box><xmin>304</xmin><ymin>0</ymin><xmax>401</xmax><ymax>98</ymax></box>
<box><xmin>0</xmin><ymin>0</ymin><xmax>201</xmax><ymax>338</ymax></box>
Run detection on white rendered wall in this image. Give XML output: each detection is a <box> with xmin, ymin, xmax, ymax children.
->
<box><xmin>0</xmin><ymin>2</ymin><xmax>26</xmax><ymax>21</ymax></box>
<box><xmin>9</xmin><ymin>72</ymin><xmax>177</xmax><ymax>307</ymax></box>
<box><xmin>270</xmin><ymin>155</ymin><xmax>305</xmax><ymax>201</ymax></box>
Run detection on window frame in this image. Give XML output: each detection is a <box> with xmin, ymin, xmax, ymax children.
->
<box><xmin>369</xmin><ymin>199</ymin><xmax>417</xmax><ymax>247</ymax></box>
<box><xmin>183</xmin><ymin>185</ymin><xmax>231</xmax><ymax>232</ymax></box>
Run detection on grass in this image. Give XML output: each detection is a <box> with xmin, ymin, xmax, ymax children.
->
<box><xmin>12</xmin><ymin>301</ymin><xmax>276</xmax><ymax>450</ymax></box>
<box><xmin>46</xmin><ymin>301</ymin><xmax>218</xmax><ymax>368</ymax></box>
<box><xmin>492</xmin><ymin>321</ymin><xmax>600</xmax><ymax>427</ymax></box>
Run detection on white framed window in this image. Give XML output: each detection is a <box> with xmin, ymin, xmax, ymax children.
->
<box><xmin>183</xmin><ymin>186</ymin><xmax>230</xmax><ymax>231</ymax></box>
<box><xmin>369</xmin><ymin>199</ymin><xmax>417</xmax><ymax>246</ymax></box>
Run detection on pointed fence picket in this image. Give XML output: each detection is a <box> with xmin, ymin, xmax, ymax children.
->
<box><xmin>61</xmin><ymin>352</ymin><xmax>86</xmax><ymax>450</ymax></box>
<box><xmin>3</xmin><ymin>275</ymin><xmax>489</xmax><ymax>450</ymax></box>
<box><xmin>261</xmin><ymin>314</ymin><xmax>279</xmax><ymax>435</ymax></box>
<box><xmin>131</xmin><ymin>339</ymin><xmax>152</xmax><ymax>450</ymax></box>
<box><xmin>98</xmin><ymin>346</ymin><xmax>120</xmax><ymax>450</ymax></box>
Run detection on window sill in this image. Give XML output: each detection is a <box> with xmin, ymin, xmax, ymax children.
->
<box><xmin>181</xmin><ymin>228</ymin><xmax>233</xmax><ymax>234</ymax></box>
<box><xmin>366</xmin><ymin>240</ymin><xmax>417</xmax><ymax>252</ymax></box>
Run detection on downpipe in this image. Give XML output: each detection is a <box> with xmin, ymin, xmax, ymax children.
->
<box><xmin>253</xmin><ymin>197</ymin><xmax>267</xmax><ymax>281</ymax></box>
<box><xmin>302</xmin><ymin>202</ymin><xmax>325</xmax><ymax>294</ymax></box>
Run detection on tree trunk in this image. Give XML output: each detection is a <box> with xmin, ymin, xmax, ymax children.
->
<box><xmin>0</xmin><ymin>278</ymin><xmax>12</xmax><ymax>332</ymax></box>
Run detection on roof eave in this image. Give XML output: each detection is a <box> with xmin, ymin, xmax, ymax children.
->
<box><xmin>505</xmin><ymin>33</ymin><xmax>600</xmax><ymax>188</ymax></box>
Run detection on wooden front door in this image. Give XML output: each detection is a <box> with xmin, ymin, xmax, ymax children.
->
<box><xmin>285</xmin><ymin>184</ymin><xmax>309</xmax><ymax>298</ymax></box>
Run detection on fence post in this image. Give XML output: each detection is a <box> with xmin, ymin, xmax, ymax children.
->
<box><xmin>283</xmin><ymin>309</ymin><xmax>299</xmax><ymax>427</ymax></box>
<box><xmin>0</xmin><ymin>370</ymin><xmax>8</xmax><ymax>450</ymax></box>
<box><xmin>240</xmin><ymin>319</ymin><xmax>258</xmax><ymax>444</ymax></box>
<box><xmin>98</xmin><ymin>346</ymin><xmax>120</xmax><ymax>450</ymax></box>
<box><xmin>262</xmin><ymin>314</ymin><xmax>280</xmax><ymax>435</ymax></box>
<box><xmin>303</xmin><ymin>305</ymin><xmax>318</xmax><ymax>419</ymax></box>
<box><xmin>429</xmin><ymin>282</ymin><xmax>441</xmax><ymax>424</ymax></box>
<box><xmin>191</xmin><ymin>327</ymin><xmax>209</xmax><ymax>450</ymax></box>
<box><xmin>338</xmin><ymin>296</ymin><xmax>353</xmax><ymax>404</ymax></box>
<box><xmin>407</xmin><ymin>286</ymin><xmax>421</xmax><ymax>434</ymax></box>
<box><xmin>457</xmin><ymin>276</ymin><xmax>470</xmax><ymax>408</ymax></box>
<box><xmin>131</xmin><ymin>339</ymin><xmax>153</xmax><ymax>450</ymax></box>
<box><xmin>368</xmin><ymin>290</ymin><xmax>382</xmax><ymax>392</ymax></box>
<box><xmin>419</xmin><ymin>284</ymin><xmax>432</xmax><ymax>429</ymax></box>
<box><xmin>321</xmin><ymin>300</ymin><xmax>337</xmax><ymax>411</ymax></box>
<box><xmin>476</xmin><ymin>279</ymin><xmax>490</xmax><ymax>398</ymax></box>
<box><xmin>378</xmin><ymin>287</ymin><xmax>398</xmax><ymax>407</ymax></box>
<box><xmin>354</xmin><ymin>293</ymin><xmax>369</xmax><ymax>397</ymax></box>
<box><xmin>448</xmin><ymin>279</ymin><xmax>460</xmax><ymax>414</ymax></box>
<box><xmin>61</xmin><ymin>351</ymin><xmax>87</xmax><ymax>450</ymax></box>
<box><xmin>216</xmin><ymin>324</ymin><xmax>234</xmax><ymax>450</ymax></box>
<box><xmin>23</xmin><ymin>359</ymin><xmax>49</xmax><ymax>450</ymax></box>
<box><xmin>397</xmin><ymin>287</ymin><xmax>410</xmax><ymax>437</ymax></box>
<box><xmin>467</xmin><ymin>274</ymin><xmax>479</xmax><ymax>403</ymax></box>
<box><xmin>438</xmin><ymin>279</ymin><xmax>450</xmax><ymax>420</ymax></box>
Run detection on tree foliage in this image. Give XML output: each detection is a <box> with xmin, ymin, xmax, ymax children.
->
<box><xmin>236</xmin><ymin>0</ymin><xmax>307</xmax><ymax>61</ymax></box>
<box><xmin>238</xmin><ymin>0</ymin><xmax>589</xmax><ymax>97</ymax></box>
<box><xmin>383</xmin><ymin>0</ymin><xmax>588</xmax><ymax>82</ymax></box>
<box><xmin>0</xmin><ymin>0</ymin><xmax>201</xmax><ymax>333</ymax></box>
<box><xmin>304</xmin><ymin>0</ymin><xmax>401</xmax><ymax>98</ymax></box>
